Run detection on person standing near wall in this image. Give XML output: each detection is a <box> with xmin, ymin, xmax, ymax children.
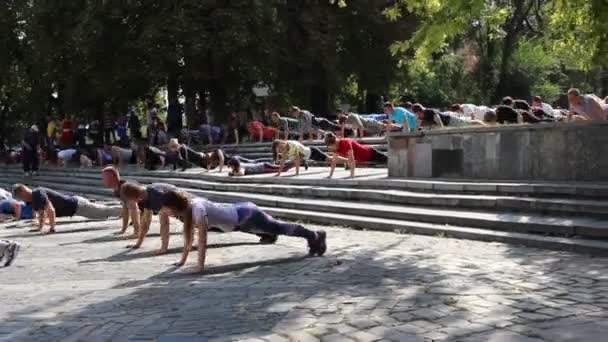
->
<box><xmin>60</xmin><ymin>115</ymin><xmax>74</xmax><ymax>148</ymax></box>
<box><xmin>22</xmin><ymin>125</ymin><xmax>41</xmax><ymax>177</ymax></box>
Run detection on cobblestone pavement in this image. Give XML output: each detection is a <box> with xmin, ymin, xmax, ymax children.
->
<box><xmin>1</xmin><ymin>216</ymin><xmax>607</xmax><ymax>342</ymax></box>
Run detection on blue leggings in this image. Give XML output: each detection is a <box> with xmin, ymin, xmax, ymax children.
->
<box><xmin>235</xmin><ymin>203</ymin><xmax>315</xmax><ymax>240</ymax></box>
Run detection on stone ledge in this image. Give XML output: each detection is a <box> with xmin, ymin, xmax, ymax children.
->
<box><xmin>388</xmin><ymin>121</ymin><xmax>608</xmax><ymax>138</ymax></box>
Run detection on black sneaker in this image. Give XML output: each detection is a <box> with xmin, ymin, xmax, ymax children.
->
<box><xmin>4</xmin><ymin>242</ymin><xmax>20</xmax><ymax>267</ymax></box>
<box><xmin>259</xmin><ymin>235</ymin><xmax>278</xmax><ymax>244</ymax></box>
<box><xmin>308</xmin><ymin>230</ymin><xmax>327</xmax><ymax>256</ymax></box>
<box><xmin>316</xmin><ymin>231</ymin><xmax>327</xmax><ymax>256</ymax></box>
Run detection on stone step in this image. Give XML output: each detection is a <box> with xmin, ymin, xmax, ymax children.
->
<box><xmin>4</xmin><ymin>179</ymin><xmax>608</xmax><ymax>256</ymax></box>
<box><xmin>17</xmin><ymin>172</ymin><xmax>608</xmax><ymax>217</ymax></box>
<box><xmin>262</xmin><ymin>208</ymin><xmax>608</xmax><ymax>256</ymax></box>
<box><xmin>3</xmin><ymin>176</ymin><xmax>608</xmax><ymax>239</ymax></box>
<box><xmin>6</xmin><ymin>166</ymin><xmax>605</xmax><ymax>199</ymax></box>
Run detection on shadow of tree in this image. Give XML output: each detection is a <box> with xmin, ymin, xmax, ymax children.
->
<box><xmin>1</xmin><ymin>236</ymin><xmax>452</xmax><ymax>341</ymax></box>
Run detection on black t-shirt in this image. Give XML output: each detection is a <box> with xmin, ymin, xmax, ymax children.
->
<box><xmin>140</xmin><ymin>183</ymin><xmax>177</xmax><ymax>213</ymax></box>
<box><xmin>495</xmin><ymin>105</ymin><xmax>520</xmax><ymax>124</ymax></box>
<box><xmin>520</xmin><ymin>110</ymin><xmax>541</xmax><ymax>123</ymax></box>
<box><xmin>421</xmin><ymin>109</ymin><xmax>447</xmax><ymax>126</ymax></box>
<box><xmin>88</xmin><ymin>121</ymin><xmax>103</xmax><ymax>147</ymax></box>
<box><xmin>23</xmin><ymin>129</ymin><xmax>40</xmax><ymax>150</ymax></box>
<box><xmin>513</xmin><ymin>100</ymin><xmax>531</xmax><ymax>111</ymax></box>
<box><xmin>31</xmin><ymin>187</ymin><xmax>78</xmax><ymax>217</ymax></box>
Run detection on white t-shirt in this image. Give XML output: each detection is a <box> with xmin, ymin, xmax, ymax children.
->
<box><xmin>541</xmin><ymin>103</ymin><xmax>554</xmax><ymax>114</ymax></box>
<box><xmin>461</xmin><ymin>104</ymin><xmax>491</xmax><ymax>120</ymax></box>
<box><xmin>191</xmin><ymin>197</ymin><xmax>239</xmax><ymax>232</ymax></box>
<box><xmin>0</xmin><ymin>188</ymin><xmax>11</xmax><ymax>200</ymax></box>
<box><xmin>57</xmin><ymin>149</ymin><xmax>77</xmax><ymax>161</ymax></box>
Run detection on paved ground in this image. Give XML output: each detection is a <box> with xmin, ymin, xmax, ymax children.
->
<box><xmin>1</xmin><ymin>216</ymin><xmax>608</xmax><ymax>342</ymax></box>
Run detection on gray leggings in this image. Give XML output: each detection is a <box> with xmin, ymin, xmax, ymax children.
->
<box><xmin>74</xmin><ymin>196</ymin><xmax>122</xmax><ymax>220</ymax></box>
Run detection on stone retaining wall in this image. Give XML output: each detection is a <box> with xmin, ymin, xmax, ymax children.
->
<box><xmin>388</xmin><ymin>122</ymin><xmax>608</xmax><ymax>181</ymax></box>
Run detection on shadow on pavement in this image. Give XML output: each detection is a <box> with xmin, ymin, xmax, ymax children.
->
<box><xmin>78</xmin><ymin>242</ymin><xmax>262</xmax><ymax>264</ymax></box>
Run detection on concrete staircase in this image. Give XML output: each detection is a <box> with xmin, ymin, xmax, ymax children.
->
<box><xmin>2</xmin><ymin>166</ymin><xmax>608</xmax><ymax>255</ymax></box>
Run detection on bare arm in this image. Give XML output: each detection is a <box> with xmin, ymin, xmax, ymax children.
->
<box><xmin>196</xmin><ymin>216</ymin><xmax>209</xmax><ymax>273</ymax></box>
<box><xmin>130</xmin><ymin>206</ymin><xmax>150</xmax><ymax>249</ymax></box>
<box><xmin>328</xmin><ymin>156</ymin><xmax>337</xmax><ymax>179</ymax></box>
<box><xmin>234</xmin><ymin>129</ymin><xmax>239</xmax><ymax>145</ymax></box>
<box><xmin>434</xmin><ymin>114</ymin><xmax>444</xmax><ymax>128</ymax></box>
<box><xmin>130</xmin><ymin>205</ymin><xmax>140</xmax><ymax>235</ymax></box>
<box><xmin>156</xmin><ymin>212</ymin><xmax>170</xmax><ymax>254</ymax></box>
<box><xmin>120</xmin><ymin>207</ymin><xmax>129</xmax><ymax>233</ymax></box>
<box><xmin>176</xmin><ymin>218</ymin><xmax>194</xmax><ymax>266</ymax></box>
<box><xmin>12</xmin><ymin>202</ymin><xmax>21</xmax><ymax>220</ymax></box>
<box><xmin>46</xmin><ymin>203</ymin><xmax>56</xmax><ymax>233</ymax></box>
<box><xmin>36</xmin><ymin>210</ymin><xmax>45</xmax><ymax>231</ymax></box>
<box><xmin>348</xmin><ymin>149</ymin><xmax>356</xmax><ymax>178</ymax></box>
<box><xmin>276</xmin><ymin>153</ymin><xmax>286</xmax><ymax>177</ymax></box>
<box><xmin>295</xmin><ymin>153</ymin><xmax>301</xmax><ymax>176</ymax></box>
<box><xmin>217</xmin><ymin>149</ymin><xmax>225</xmax><ymax>173</ymax></box>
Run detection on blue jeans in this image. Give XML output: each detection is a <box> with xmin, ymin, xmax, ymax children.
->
<box><xmin>235</xmin><ymin>203</ymin><xmax>315</xmax><ymax>241</ymax></box>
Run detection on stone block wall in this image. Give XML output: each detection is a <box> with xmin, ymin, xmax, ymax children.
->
<box><xmin>388</xmin><ymin>122</ymin><xmax>608</xmax><ymax>181</ymax></box>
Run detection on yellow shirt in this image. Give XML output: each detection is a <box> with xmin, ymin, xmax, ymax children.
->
<box><xmin>286</xmin><ymin>140</ymin><xmax>311</xmax><ymax>160</ymax></box>
<box><xmin>47</xmin><ymin>121</ymin><xmax>57</xmax><ymax>137</ymax></box>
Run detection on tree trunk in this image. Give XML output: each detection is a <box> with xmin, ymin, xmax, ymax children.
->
<box><xmin>167</xmin><ymin>74</ymin><xmax>178</xmax><ymax>107</ymax></box>
<box><xmin>183</xmin><ymin>79</ymin><xmax>197</xmax><ymax>129</ymax></box>
<box><xmin>310</xmin><ymin>85</ymin><xmax>329</xmax><ymax>117</ymax></box>
<box><xmin>493</xmin><ymin>0</ymin><xmax>531</xmax><ymax>102</ymax></box>
<box><xmin>365</xmin><ymin>92</ymin><xmax>381</xmax><ymax>114</ymax></box>
<box><xmin>209</xmin><ymin>78</ymin><xmax>228</xmax><ymax>123</ymax></box>
<box><xmin>197</xmin><ymin>81</ymin><xmax>208</xmax><ymax>125</ymax></box>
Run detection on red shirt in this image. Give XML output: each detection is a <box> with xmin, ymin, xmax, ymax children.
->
<box><xmin>336</xmin><ymin>138</ymin><xmax>373</xmax><ymax>162</ymax></box>
<box><xmin>61</xmin><ymin>119</ymin><xmax>74</xmax><ymax>144</ymax></box>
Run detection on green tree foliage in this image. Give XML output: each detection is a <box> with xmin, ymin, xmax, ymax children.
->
<box><xmin>0</xmin><ymin>0</ymin><xmax>606</xmax><ymax>144</ymax></box>
<box><xmin>391</xmin><ymin>53</ymin><xmax>481</xmax><ymax>107</ymax></box>
<box><xmin>387</xmin><ymin>0</ymin><xmax>608</xmax><ymax>102</ymax></box>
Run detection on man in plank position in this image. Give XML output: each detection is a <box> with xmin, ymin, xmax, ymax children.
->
<box><xmin>119</xmin><ymin>182</ymin><xmax>178</xmax><ymax>254</ymax></box>
<box><xmin>101</xmin><ymin>166</ymin><xmax>143</xmax><ymax>237</ymax></box>
<box><xmin>13</xmin><ymin>184</ymin><xmax>122</xmax><ymax>233</ymax></box>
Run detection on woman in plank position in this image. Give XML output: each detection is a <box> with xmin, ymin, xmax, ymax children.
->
<box><xmin>160</xmin><ymin>190</ymin><xmax>327</xmax><ymax>272</ymax></box>
<box><xmin>226</xmin><ymin>157</ymin><xmax>294</xmax><ymax>177</ymax></box>
<box><xmin>272</xmin><ymin>140</ymin><xmax>329</xmax><ymax>176</ymax></box>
